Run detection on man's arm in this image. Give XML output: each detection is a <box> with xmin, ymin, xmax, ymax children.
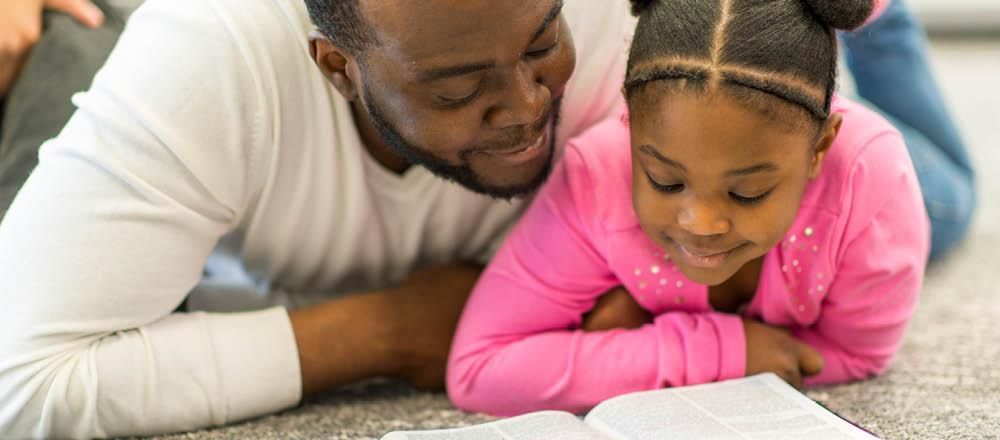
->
<box><xmin>292</xmin><ymin>262</ymin><xmax>481</xmax><ymax>395</ymax></box>
<box><xmin>1</xmin><ymin>0</ymin><xmax>296</xmax><ymax>437</ymax></box>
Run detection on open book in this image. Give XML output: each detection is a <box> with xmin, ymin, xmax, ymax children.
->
<box><xmin>382</xmin><ymin>374</ymin><xmax>878</xmax><ymax>439</ymax></box>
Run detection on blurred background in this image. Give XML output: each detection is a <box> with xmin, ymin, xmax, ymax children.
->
<box><xmin>899</xmin><ymin>2</ymin><xmax>998</xmax><ymax>270</ymax></box>
<box><xmin>906</xmin><ymin>0</ymin><xmax>996</xmax><ymax>239</ymax></box>
<box><xmin>912</xmin><ymin>0</ymin><xmax>1000</xmax><ymax>34</ymax></box>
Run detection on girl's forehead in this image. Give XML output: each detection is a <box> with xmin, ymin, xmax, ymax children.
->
<box><xmin>630</xmin><ymin>91</ymin><xmax>815</xmax><ymax>170</ymax></box>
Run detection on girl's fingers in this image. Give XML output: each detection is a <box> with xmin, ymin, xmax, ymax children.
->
<box><xmin>795</xmin><ymin>340</ymin><xmax>825</xmax><ymax>377</ymax></box>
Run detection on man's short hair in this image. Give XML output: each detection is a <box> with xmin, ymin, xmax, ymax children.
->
<box><xmin>303</xmin><ymin>0</ymin><xmax>377</xmax><ymax>54</ymax></box>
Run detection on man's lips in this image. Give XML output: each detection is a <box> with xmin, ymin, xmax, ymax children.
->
<box><xmin>479</xmin><ymin>129</ymin><xmax>550</xmax><ymax>165</ymax></box>
<box><xmin>484</xmin><ymin>129</ymin><xmax>548</xmax><ymax>156</ymax></box>
<box><xmin>480</xmin><ymin>102</ymin><xmax>554</xmax><ymax>154</ymax></box>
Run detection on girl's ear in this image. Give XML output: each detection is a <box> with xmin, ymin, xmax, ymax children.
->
<box><xmin>808</xmin><ymin>113</ymin><xmax>843</xmax><ymax>179</ymax></box>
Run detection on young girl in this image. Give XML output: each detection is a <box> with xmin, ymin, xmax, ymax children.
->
<box><xmin>447</xmin><ymin>0</ymin><xmax>928</xmax><ymax>416</ymax></box>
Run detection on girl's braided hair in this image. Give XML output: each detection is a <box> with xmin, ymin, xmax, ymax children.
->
<box><xmin>625</xmin><ymin>0</ymin><xmax>875</xmax><ymax>124</ymax></box>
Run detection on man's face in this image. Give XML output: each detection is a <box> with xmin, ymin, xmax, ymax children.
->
<box><xmin>338</xmin><ymin>0</ymin><xmax>576</xmax><ymax>198</ymax></box>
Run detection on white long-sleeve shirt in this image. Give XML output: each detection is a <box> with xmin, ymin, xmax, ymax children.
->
<box><xmin>0</xmin><ymin>0</ymin><xmax>634</xmax><ymax>437</ymax></box>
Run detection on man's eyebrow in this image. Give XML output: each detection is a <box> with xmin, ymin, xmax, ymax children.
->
<box><xmin>531</xmin><ymin>0</ymin><xmax>565</xmax><ymax>43</ymax></box>
<box><xmin>724</xmin><ymin>163</ymin><xmax>780</xmax><ymax>177</ymax></box>
<box><xmin>417</xmin><ymin>62</ymin><xmax>496</xmax><ymax>82</ymax></box>
<box><xmin>639</xmin><ymin>145</ymin><xmax>687</xmax><ymax>172</ymax></box>
<box><xmin>415</xmin><ymin>1</ymin><xmax>564</xmax><ymax>83</ymax></box>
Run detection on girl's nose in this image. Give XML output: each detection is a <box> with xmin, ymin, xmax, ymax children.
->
<box><xmin>677</xmin><ymin>198</ymin><xmax>731</xmax><ymax>236</ymax></box>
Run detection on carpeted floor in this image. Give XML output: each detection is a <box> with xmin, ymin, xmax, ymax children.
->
<box><xmin>146</xmin><ymin>39</ymin><xmax>1000</xmax><ymax>440</ymax></box>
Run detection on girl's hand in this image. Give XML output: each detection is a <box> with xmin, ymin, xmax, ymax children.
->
<box><xmin>582</xmin><ymin>286</ymin><xmax>653</xmax><ymax>331</ymax></box>
<box><xmin>0</xmin><ymin>0</ymin><xmax>103</xmax><ymax>95</ymax></box>
<box><xmin>743</xmin><ymin>318</ymin><xmax>824</xmax><ymax>388</ymax></box>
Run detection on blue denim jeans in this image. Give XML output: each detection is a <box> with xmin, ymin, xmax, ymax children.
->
<box><xmin>841</xmin><ymin>0</ymin><xmax>976</xmax><ymax>262</ymax></box>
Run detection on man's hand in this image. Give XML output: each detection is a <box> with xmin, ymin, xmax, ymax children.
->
<box><xmin>744</xmin><ymin>318</ymin><xmax>824</xmax><ymax>388</ymax></box>
<box><xmin>382</xmin><ymin>262</ymin><xmax>481</xmax><ymax>390</ymax></box>
<box><xmin>0</xmin><ymin>0</ymin><xmax>104</xmax><ymax>95</ymax></box>
<box><xmin>582</xmin><ymin>286</ymin><xmax>653</xmax><ymax>332</ymax></box>
<box><xmin>290</xmin><ymin>262</ymin><xmax>481</xmax><ymax>395</ymax></box>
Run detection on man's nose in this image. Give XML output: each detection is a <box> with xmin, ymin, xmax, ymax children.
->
<box><xmin>486</xmin><ymin>61</ymin><xmax>548</xmax><ymax>130</ymax></box>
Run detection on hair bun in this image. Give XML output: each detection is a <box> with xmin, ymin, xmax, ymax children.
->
<box><xmin>629</xmin><ymin>0</ymin><xmax>657</xmax><ymax>16</ymax></box>
<box><xmin>802</xmin><ymin>0</ymin><xmax>876</xmax><ymax>30</ymax></box>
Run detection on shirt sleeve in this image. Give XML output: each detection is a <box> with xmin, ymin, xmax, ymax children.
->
<box><xmin>0</xmin><ymin>1</ymin><xmax>301</xmax><ymax>438</ymax></box>
<box><xmin>797</xmin><ymin>132</ymin><xmax>930</xmax><ymax>386</ymax></box>
<box><xmin>553</xmin><ymin>0</ymin><xmax>633</xmax><ymax>148</ymax></box>
<box><xmin>447</xmin><ymin>129</ymin><xmax>746</xmax><ymax>417</ymax></box>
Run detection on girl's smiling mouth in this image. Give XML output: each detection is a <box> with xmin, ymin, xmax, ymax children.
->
<box><xmin>670</xmin><ymin>240</ymin><xmax>748</xmax><ymax>269</ymax></box>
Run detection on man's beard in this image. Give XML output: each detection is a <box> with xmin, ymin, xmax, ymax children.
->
<box><xmin>362</xmin><ymin>86</ymin><xmax>560</xmax><ymax>200</ymax></box>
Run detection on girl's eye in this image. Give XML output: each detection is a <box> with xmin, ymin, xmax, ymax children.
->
<box><xmin>730</xmin><ymin>190</ymin><xmax>772</xmax><ymax>205</ymax></box>
<box><xmin>646</xmin><ymin>174</ymin><xmax>684</xmax><ymax>193</ymax></box>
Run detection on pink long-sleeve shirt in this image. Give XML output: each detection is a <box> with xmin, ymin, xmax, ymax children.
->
<box><xmin>447</xmin><ymin>96</ymin><xmax>929</xmax><ymax>416</ymax></box>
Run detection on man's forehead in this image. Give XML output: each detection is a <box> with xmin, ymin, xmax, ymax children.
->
<box><xmin>360</xmin><ymin>0</ymin><xmax>556</xmax><ymax>61</ymax></box>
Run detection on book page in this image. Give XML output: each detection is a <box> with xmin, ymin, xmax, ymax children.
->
<box><xmin>584</xmin><ymin>374</ymin><xmax>878</xmax><ymax>440</ymax></box>
<box><xmin>382</xmin><ymin>411</ymin><xmax>614</xmax><ymax>440</ymax></box>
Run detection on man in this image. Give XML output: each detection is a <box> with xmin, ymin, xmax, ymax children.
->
<box><xmin>0</xmin><ymin>0</ymin><xmax>634</xmax><ymax>437</ymax></box>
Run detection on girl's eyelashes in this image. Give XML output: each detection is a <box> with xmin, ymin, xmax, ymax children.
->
<box><xmin>645</xmin><ymin>173</ymin><xmax>684</xmax><ymax>193</ymax></box>
<box><xmin>729</xmin><ymin>189</ymin><xmax>773</xmax><ymax>205</ymax></box>
<box><xmin>646</xmin><ymin>171</ymin><xmax>774</xmax><ymax>206</ymax></box>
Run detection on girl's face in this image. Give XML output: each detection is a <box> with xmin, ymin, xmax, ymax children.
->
<box><xmin>630</xmin><ymin>90</ymin><xmax>841</xmax><ymax>286</ymax></box>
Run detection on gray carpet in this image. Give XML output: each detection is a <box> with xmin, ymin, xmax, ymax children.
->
<box><xmin>148</xmin><ymin>39</ymin><xmax>1000</xmax><ymax>440</ymax></box>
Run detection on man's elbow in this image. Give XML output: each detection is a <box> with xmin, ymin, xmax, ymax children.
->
<box><xmin>0</xmin><ymin>348</ymin><xmax>99</xmax><ymax>439</ymax></box>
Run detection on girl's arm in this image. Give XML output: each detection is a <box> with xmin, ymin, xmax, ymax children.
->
<box><xmin>446</xmin><ymin>132</ymin><xmax>746</xmax><ymax>416</ymax></box>
<box><xmin>797</xmin><ymin>132</ymin><xmax>930</xmax><ymax>385</ymax></box>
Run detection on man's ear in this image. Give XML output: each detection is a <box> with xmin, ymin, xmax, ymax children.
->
<box><xmin>808</xmin><ymin>113</ymin><xmax>842</xmax><ymax>180</ymax></box>
<box><xmin>309</xmin><ymin>30</ymin><xmax>361</xmax><ymax>102</ymax></box>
